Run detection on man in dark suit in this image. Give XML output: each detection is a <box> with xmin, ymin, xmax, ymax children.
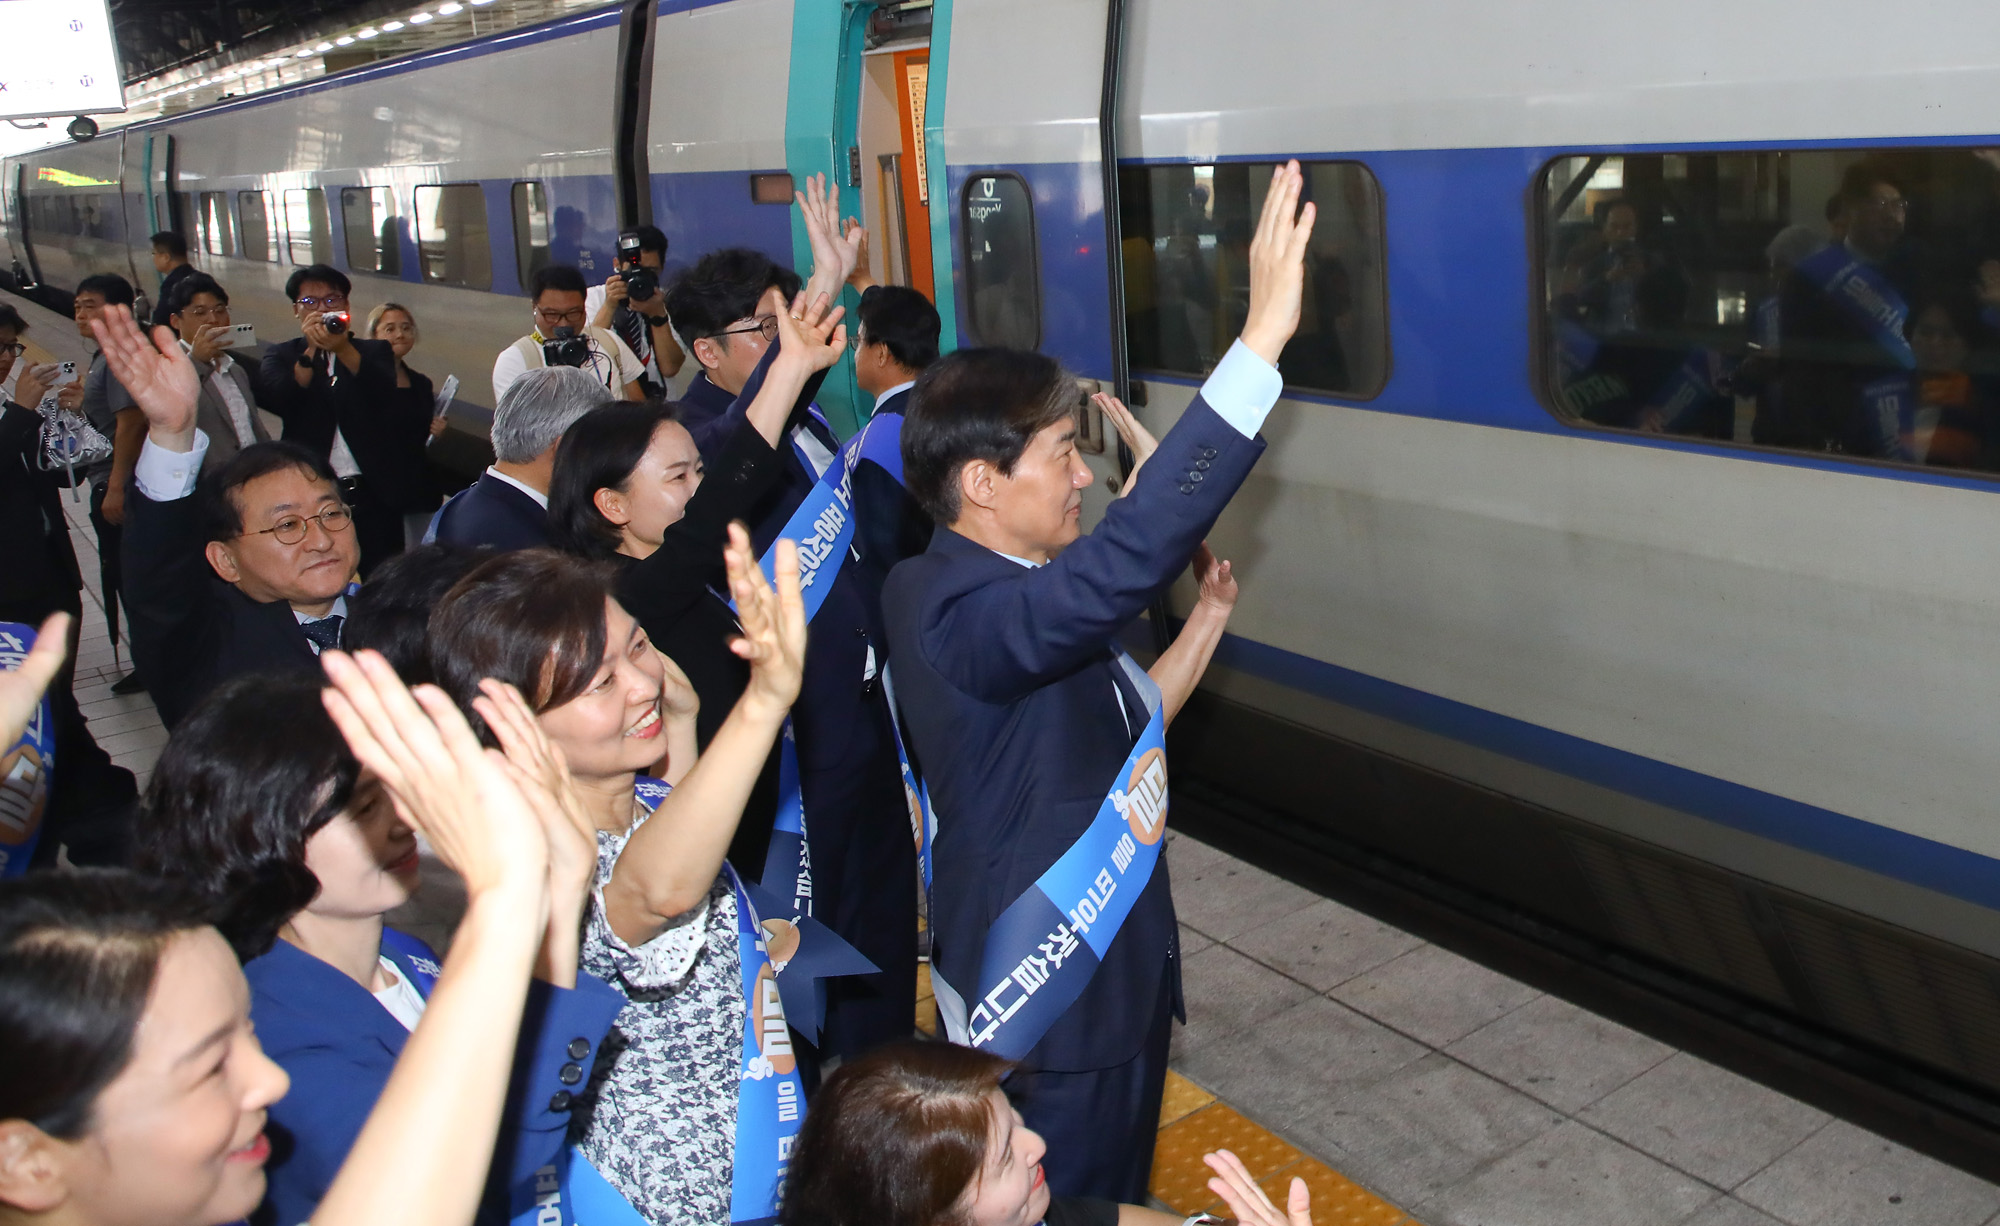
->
<box><xmin>431</xmin><ymin>365</ymin><xmax>610</xmax><ymax>551</ymax></box>
<box><xmin>94</xmin><ymin>302</ymin><xmax>361</xmax><ymax>728</ymax></box>
<box><xmin>849</xmin><ymin>284</ymin><xmax>942</xmax><ymax>590</ymax></box>
<box><xmin>882</xmin><ymin>162</ymin><xmax>1314</xmax><ymax>1200</ymax></box>
<box><xmin>257</xmin><ymin>264</ymin><xmax>431</xmax><ymax>577</ymax></box>
<box><xmin>148</xmin><ymin>231</ymin><xmax>194</xmax><ymax>331</ymax></box>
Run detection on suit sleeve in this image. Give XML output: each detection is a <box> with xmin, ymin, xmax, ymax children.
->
<box><xmin>680</xmin><ymin>339</ymin><xmax>830</xmax><ymax>462</ymax></box>
<box><xmin>260</xmin><ymin>1047</ymin><xmax>392</xmax><ymax>1226</ymax></box>
<box><xmin>122</xmin><ymin>482</ymin><xmax>230</xmax><ymax>725</ymax></box>
<box><xmin>257</xmin><ymin>341</ymin><xmax>307</xmax><ymax>421</ymax></box>
<box><xmin>917</xmin><ymin>396</ymin><xmax>1265</xmax><ymax>705</ymax></box>
<box><xmin>492</xmin><ymin>974</ymin><xmax>627</xmax><ymax>1207</ymax></box>
<box><xmin>621</xmin><ymin>416</ymin><xmax>784</xmax><ymax>624</ymax></box>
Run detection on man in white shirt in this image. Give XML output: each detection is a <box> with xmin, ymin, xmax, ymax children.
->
<box><xmin>492</xmin><ymin>265</ymin><xmax>647</xmax><ymax>405</ymax></box>
<box><xmin>431</xmin><ymin>365</ymin><xmax>609</xmax><ymax>552</ymax></box>
<box><xmin>165</xmin><ymin>272</ymin><xmax>273</xmax><ymax>474</ymax></box>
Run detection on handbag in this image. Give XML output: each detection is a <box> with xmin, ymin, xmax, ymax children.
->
<box><xmin>36</xmin><ymin>400</ymin><xmax>113</xmax><ymax>491</ymax></box>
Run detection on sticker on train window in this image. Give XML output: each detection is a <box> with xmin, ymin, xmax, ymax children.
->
<box><xmin>961</xmin><ymin>173</ymin><xmax>1040</xmax><ymax>350</ymax></box>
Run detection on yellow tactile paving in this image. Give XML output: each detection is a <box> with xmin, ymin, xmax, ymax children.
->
<box><xmin>1259</xmin><ymin>1158</ymin><xmax>1414</xmax><ymax>1226</ymax></box>
<box><xmin>914</xmin><ymin>961</ymin><xmax>937</xmax><ymax>1037</ymax></box>
<box><xmin>1158</xmin><ymin>1069</ymin><xmax>1217</xmax><ymax>1127</ymax></box>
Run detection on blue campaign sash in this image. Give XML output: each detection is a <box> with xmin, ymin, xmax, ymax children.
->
<box><xmin>723</xmin><ymin>862</ymin><xmax>808</xmax><ymax>1226</ymax></box>
<box><xmin>879</xmin><ymin>664</ymin><xmax>936</xmax><ymax>893</ymax></box>
<box><xmin>1796</xmin><ymin>243</ymin><xmax>1915</xmax><ymax>370</ymax></box>
<box><xmin>933</xmin><ymin>654</ymin><xmax>1170</xmax><ymax>1060</ymax></box>
<box><xmin>838</xmin><ymin>409</ymin><xmax>906</xmax><ymax>486</ymax></box>
<box><xmin>1862</xmin><ymin>373</ymin><xmax>1918</xmax><ymax>461</ymax></box>
<box><xmin>0</xmin><ymin>623</ymin><xmax>55</xmax><ymax>878</ymax></box>
<box><xmin>1644</xmin><ymin>349</ymin><xmax>1726</xmax><ymax>434</ymax></box>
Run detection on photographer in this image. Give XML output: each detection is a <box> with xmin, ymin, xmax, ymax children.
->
<box><xmin>257</xmin><ymin>264</ymin><xmax>433</xmax><ymax>576</ymax></box>
<box><xmin>586</xmin><ymin>224</ymin><xmax>685</xmax><ymax>394</ymax></box>
<box><xmin>492</xmin><ymin>265</ymin><xmax>646</xmax><ymax>404</ymax></box>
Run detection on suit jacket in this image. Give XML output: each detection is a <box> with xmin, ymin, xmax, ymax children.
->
<box><xmin>258</xmin><ymin>336</ymin><xmax>433</xmax><ymax>511</ymax></box>
<box><xmin>192</xmin><ymin>358</ymin><xmax>274</xmax><ymax>476</ymax></box>
<box><xmin>122</xmin><ymin>484</ymin><xmax>320</xmax><ymax>727</ymax></box>
<box><xmin>152</xmin><ymin>264</ymin><xmax>195</xmax><ymax>330</ymax></box>
<box><xmin>882</xmin><ymin>396</ymin><xmax>1264</xmax><ymax>1071</ymax></box>
<box><xmin>246</xmin><ymin>933</ymin><xmax>627</xmax><ymax>1226</ymax></box>
<box><xmin>676</xmin><ymin>366</ymin><xmax>831</xmax><ymax>551</ymax></box>
<box><xmin>849</xmin><ymin>387</ymin><xmax>933</xmax><ymax>610</ymax></box>
<box><xmin>0</xmin><ymin>400</ymin><xmax>83</xmax><ymax>621</ymax></box>
<box><xmin>431</xmin><ymin>471</ymin><xmax>551</xmax><ymax>552</ymax></box>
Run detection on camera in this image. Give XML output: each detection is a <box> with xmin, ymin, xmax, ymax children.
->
<box><xmin>541</xmin><ymin>326</ymin><xmax>592</xmax><ymax>369</ymax></box>
<box><xmin>616</xmin><ymin>230</ymin><xmax>659</xmax><ymax>303</ymax></box>
<box><xmin>322</xmin><ymin>310</ymin><xmax>351</xmax><ymax>335</ymax></box>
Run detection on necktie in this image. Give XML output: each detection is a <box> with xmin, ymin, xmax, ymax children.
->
<box><xmin>299</xmin><ymin>615</ymin><xmax>344</xmax><ymax>652</ymax></box>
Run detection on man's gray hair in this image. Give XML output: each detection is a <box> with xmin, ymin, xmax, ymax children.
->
<box><xmin>490</xmin><ymin>366</ymin><xmax>614</xmax><ymax>463</ymax></box>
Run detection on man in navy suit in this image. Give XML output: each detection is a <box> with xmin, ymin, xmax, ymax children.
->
<box><xmin>849</xmin><ymin>284</ymin><xmax>941</xmax><ymax>588</ymax></box>
<box><xmin>883</xmin><ymin>162</ymin><xmax>1316</xmax><ymax>1200</ymax></box>
<box><xmin>432</xmin><ymin>366</ymin><xmax>610</xmax><ymax>551</ymax></box>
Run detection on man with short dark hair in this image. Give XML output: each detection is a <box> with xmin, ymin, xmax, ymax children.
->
<box><xmin>149</xmin><ymin>231</ymin><xmax>192</xmax><ymax>330</ymax></box>
<box><xmin>848</xmin><ymin>284</ymin><xmax>943</xmax><ymax>577</ymax></box>
<box><xmin>94</xmin><ymin>304</ymin><xmax>360</xmax><ymax>728</ymax></box>
<box><xmin>586</xmin><ymin>224</ymin><xmax>684</xmax><ymax>394</ymax></box>
<box><xmin>493</xmin><ymin>265</ymin><xmax>646</xmax><ymax>404</ymax></box>
<box><xmin>257</xmin><ymin>263</ymin><xmax>431</xmax><ymax>576</ymax></box>
<box><xmin>882</xmin><ymin>162</ymin><xmax>1315</xmax><ymax>1201</ymax></box>
<box><xmin>166</xmin><ymin>271</ymin><xmax>271</xmax><ymax>475</ymax></box>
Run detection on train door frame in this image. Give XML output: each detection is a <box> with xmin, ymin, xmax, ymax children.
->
<box><xmin>114</xmin><ymin>131</ymin><xmax>150</xmax><ymax>298</ymax></box>
<box><xmin>612</xmin><ymin>0</ymin><xmax>658</xmax><ymax>229</ymax></box>
<box><xmin>855</xmin><ymin>37</ymin><xmax>935</xmax><ymax>300</ymax></box>
<box><xmin>11</xmin><ymin>163</ymin><xmax>41</xmax><ymax>288</ymax></box>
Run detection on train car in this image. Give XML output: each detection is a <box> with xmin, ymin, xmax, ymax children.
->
<box><xmin>13</xmin><ymin>0</ymin><xmax>2000</xmax><ymax>1143</ymax></box>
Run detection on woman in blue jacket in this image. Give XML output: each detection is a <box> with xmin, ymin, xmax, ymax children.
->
<box><xmin>132</xmin><ymin>670</ymin><xmax>626</xmax><ymax>1226</ymax></box>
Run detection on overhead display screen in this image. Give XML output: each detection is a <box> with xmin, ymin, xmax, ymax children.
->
<box><xmin>0</xmin><ymin>0</ymin><xmax>124</xmax><ymax>122</ymax></box>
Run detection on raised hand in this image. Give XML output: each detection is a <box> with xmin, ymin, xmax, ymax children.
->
<box><xmin>1239</xmin><ymin>160</ymin><xmax>1317</xmax><ymax>366</ymax></box>
<box><xmin>798</xmin><ymin>173</ymin><xmax>864</xmax><ymax>297</ymax></box>
<box><xmin>724</xmin><ymin>521</ymin><xmax>806</xmax><ymax>717</ymax></box>
<box><xmin>1192</xmin><ymin>542</ymin><xmax>1237</xmax><ymax>611</ymax></box>
<box><xmin>845</xmin><ymin>221</ymin><xmax>875</xmax><ymax>292</ymax></box>
<box><xmin>1093</xmin><ymin>391</ymin><xmax>1158</xmax><ymax>499</ymax></box>
<box><xmin>1205</xmin><ymin>1149</ymin><xmax>1312</xmax><ymax>1226</ymax></box>
<box><xmin>0</xmin><ymin>612</ymin><xmax>69</xmax><ymax>750</ymax></box>
<box><xmin>89</xmin><ymin>304</ymin><xmax>201</xmax><ymax>449</ymax></box>
<box><xmin>773</xmin><ymin>289</ymin><xmax>849</xmax><ymax>374</ymax></box>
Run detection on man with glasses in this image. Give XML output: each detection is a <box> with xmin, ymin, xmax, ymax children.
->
<box><xmin>166</xmin><ymin>272</ymin><xmax>271</xmax><ymax>475</ymax></box>
<box><xmin>97</xmin><ymin>304</ymin><xmax>362</xmax><ymax>728</ymax></box>
<box><xmin>258</xmin><ymin>263</ymin><xmax>433</xmax><ymax>577</ymax></box>
<box><xmin>491</xmin><ymin>264</ymin><xmax>646</xmax><ymax>405</ymax></box>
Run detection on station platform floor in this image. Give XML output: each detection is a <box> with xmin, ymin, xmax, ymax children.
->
<box><xmin>28</xmin><ymin>290</ymin><xmax>2000</xmax><ymax>1226</ymax></box>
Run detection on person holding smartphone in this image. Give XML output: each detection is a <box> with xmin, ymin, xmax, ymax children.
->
<box><xmin>167</xmin><ymin>272</ymin><xmax>273</xmax><ymax>476</ymax></box>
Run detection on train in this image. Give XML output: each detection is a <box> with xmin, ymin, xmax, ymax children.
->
<box><xmin>13</xmin><ymin>0</ymin><xmax>2000</xmax><ymax>1147</ymax></box>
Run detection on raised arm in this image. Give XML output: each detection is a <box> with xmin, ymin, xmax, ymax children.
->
<box><xmin>798</xmin><ymin>173</ymin><xmax>865</xmax><ymax>306</ymax></box>
<box><xmin>1146</xmin><ymin>543</ymin><xmax>1236</xmax><ymax>726</ymax></box>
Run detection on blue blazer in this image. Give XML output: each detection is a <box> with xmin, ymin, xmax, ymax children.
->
<box><xmin>881</xmin><ymin>396</ymin><xmax>1264</xmax><ymax>1072</ymax></box>
<box><xmin>245</xmin><ymin>932</ymin><xmax>627</xmax><ymax>1226</ymax></box>
<box><xmin>431</xmin><ymin>472</ymin><xmax>551</xmax><ymax>552</ymax></box>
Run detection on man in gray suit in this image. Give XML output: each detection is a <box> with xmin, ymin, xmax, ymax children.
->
<box><xmin>164</xmin><ymin>272</ymin><xmax>273</xmax><ymax>475</ymax></box>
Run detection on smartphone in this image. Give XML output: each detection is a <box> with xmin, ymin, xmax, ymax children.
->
<box><xmin>54</xmin><ymin>360</ymin><xmax>77</xmax><ymax>384</ymax></box>
<box><xmin>225</xmin><ymin>323</ymin><xmax>257</xmax><ymax>349</ymax></box>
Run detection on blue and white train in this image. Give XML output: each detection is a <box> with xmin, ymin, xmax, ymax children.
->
<box><xmin>13</xmin><ymin>0</ymin><xmax>2000</xmax><ymax>1138</ymax></box>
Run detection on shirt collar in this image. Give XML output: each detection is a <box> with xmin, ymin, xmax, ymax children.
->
<box><xmin>484</xmin><ymin>465</ymin><xmax>550</xmax><ymax>509</ymax></box>
<box><xmin>995</xmin><ymin>551</ymin><xmax>1042</xmax><ymax>569</ymax></box>
<box><xmin>873</xmin><ymin>380</ymin><xmax>917</xmax><ymax>412</ymax></box>
<box><xmin>294</xmin><ymin>593</ymin><xmax>348</xmax><ymax>626</ymax></box>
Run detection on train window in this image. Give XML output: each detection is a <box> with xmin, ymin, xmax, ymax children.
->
<box><xmin>1539</xmin><ymin>149</ymin><xmax>2000</xmax><ymax>474</ymax></box>
<box><xmin>282</xmin><ymin>189</ymin><xmax>332</xmax><ymax>266</ymax></box>
<box><xmin>175</xmin><ymin>193</ymin><xmax>196</xmax><ymax>244</ymax></box>
<box><xmin>238</xmin><ymin>191</ymin><xmax>277</xmax><ymax>262</ymax></box>
<box><xmin>342</xmin><ymin>187</ymin><xmax>401</xmax><ymax>276</ymax></box>
<box><xmin>200</xmin><ymin>193</ymin><xmax>235</xmax><ymax>257</ymax></box>
<box><xmin>750</xmin><ymin>173</ymin><xmax>794</xmax><ymax>205</ymax></box>
<box><xmin>414</xmin><ymin>183</ymin><xmax>492</xmax><ymax>291</ymax></box>
<box><xmin>961</xmin><ymin>173</ymin><xmax>1040</xmax><ymax>349</ymax></box>
<box><xmin>510</xmin><ymin>182</ymin><xmax>549</xmax><ymax>284</ymax></box>
<box><xmin>1118</xmin><ymin>161</ymin><xmax>1389</xmax><ymax>398</ymax></box>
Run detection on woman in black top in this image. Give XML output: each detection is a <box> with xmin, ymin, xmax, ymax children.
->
<box><xmin>365</xmin><ymin>302</ymin><xmax>447</xmax><ymax>545</ymax></box>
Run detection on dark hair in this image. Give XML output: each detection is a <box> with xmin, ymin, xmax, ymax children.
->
<box><xmin>0</xmin><ymin>303</ymin><xmax>28</xmax><ymax>335</ymax></box>
<box><xmin>344</xmin><ymin>544</ymin><xmax>497</xmax><ymax>684</ymax></box>
<box><xmin>167</xmin><ymin>270</ymin><xmax>228</xmax><ymax>319</ymax></box>
<box><xmin>780</xmin><ymin>1041</ymin><xmax>1013</xmax><ymax>1226</ymax></box>
<box><xmin>630</xmin><ymin>224</ymin><xmax>668</xmax><ymax>257</ymax></box>
<box><xmin>75</xmin><ymin>273</ymin><xmax>135</xmax><ymax>308</ymax></box>
<box><xmin>1825</xmin><ymin>193</ymin><xmax>1846</xmax><ymax>224</ymax></box>
<box><xmin>428</xmin><ymin>549</ymin><xmax>622</xmax><ymax>741</ymax></box>
<box><xmin>285</xmin><ymin>264</ymin><xmax>351</xmax><ymax>302</ymax></box>
<box><xmin>131</xmin><ymin>674</ymin><xmax>358</xmax><ymax>962</ymax></box>
<box><xmin>0</xmin><ymin>869</ymin><xmax>213</xmax><ymax>1139</ymax></box>
<box><xmin>664</xmin><ymin>247</ymin><xmax>803</xmax><ymax>341</ymax></box>
<box><xmin>1838</xmin><ymin>160</ymin><xmax>1902</xmax><ymax>208</ymax></box>
<box><xmin>902</xmin><ymin>348</ymin><xmax>1074</xmax><ymax>524</ymax></box>
<box><xmin>150</xmin><ymin>230</ymin><xmax>189</xmax><ymax>260</ymax></box>
<box><xmin>198</xmin><ymin>440</ymin><xmax>340</xmax><ymax>542</ymax></box>
<box><xmin>548</xmin><ymin>401</ymin><xmax>675</xmax><ymax>558</ymax></box>
<box><xmin>530</xmin><ymin>265</ymin><xmax>588</xmax><ymax>301</ymax></box>
<box><xmin>858</xmin><ymin>285</ymin><xmax>942</xmax><ymax>372</ymax></box>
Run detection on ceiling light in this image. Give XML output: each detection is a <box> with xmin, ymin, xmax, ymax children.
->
<box><xmin>470</xmin><ymin>0</ymin><xmax>495</xmax><ymax>7</ymax></box>
<box><xmin>358</xmin><ymin>26</ymin><xmax>379</xmax><ymax>36</ymax></box>
<box><xmin>381</xmin><ymin>20</ymin><xmax>404</xmax><ymax>30</ymax></box>
<box><xmin>335</xmin><ymin>34</ymin><xmax>354</xmax><ymax>44</ymax></box>
<box><xmin>295</xmin><ymin>49</ymin><xmax>314</xmax><ymax>57</ymax></box>
<box><xmin>315</xmin><ymin>41</ymin><xmax>333</xmax><ymax>51</ymax></box>
<box><xmin>437</xmin><ymin>2</ymin><xmax>462</xmax><ymax>12</ymax></box>
<box><xmin>409</xmin><ymin>11</ymin><xmax>433</xmax><ymax>22</ymax></box>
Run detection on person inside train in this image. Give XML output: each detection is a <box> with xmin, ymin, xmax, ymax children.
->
<box><xmin>779</xmin><ymin>1042</ymin><xmax>1314</xmax><ymax>1226</ymax></box>
<box><xmin>1556</xmin><ymin>199</ymin><xmax>1677</xmax><ymax>337</ymax></box>
<box><xmin>586</xmin><ymin>224</ymin><xmax>684</xmax><ymax>395</ymax></box>
<box><xmin>150</xmin><ymin>231</ymin><xmax>195</xmax><ymax>330</ymax></box>
<box><xmin>167</xmin><ymin>273</ymin><xmax>273</xmax><ymax>476</ymax></box>
<box><xmin>68</xmin><ymin>275</ymin><xmax>146</xmax><ymax>694</ymax></box>
<box><xmin>1739</xmin><ymin>224</ymin><xmax>1825</xmax><ymax>446</ymax></box>
<box><xmin>257</xmin><ymin>264</ymin><xmax>433</xmax><ymax>577</ymax></box>
<box><xmin>1896</xmin><ymin>293</ymin><xmax>1999</xmax><ymax>469</ymax></box>
<box><xmin>849</xmin><ymin>284</ymin><xmax>943</xmax><ymax>582</ymax></box>
<box><xmin>130</xmin><ymin>668</ymin><xmax>624</xmax><ymax>1226</ymax></box>
<box><xmin>880</xmin><ymin>159</ymin><xmax>1312</xmax><ymax>1202</ymax></box>
<box><xmin>1559</xmin><ymin>260</ymin><xmax>1727</xmax><ymax>438</ymax></box>
<box><xmin>91</xmin><ymin>305</ymin><xmax>359</xmax><ymax>728</ymax></box>
<box><xmin>362</xmin><ymin>302</ymin><xmax>450</xmax><ymax>547</ymax></box>
<box><xmin>492</xmin><ymin>265</ymin><xmax>646</xmax><ymax>406</ymax></box>
<box><xmin>431</xmin><ymin>366</ymin><xmax>610</xmax><ymax>552</ymax></box>
<box><xmin>1774</xmin><ymin>162</ymin><xmax>1923</xmax><ymax>456</ymax></box>
<box><xmin>342</xmin><ymin>543</ymin><xmax>495</xmax><ymax>685</ymax></box>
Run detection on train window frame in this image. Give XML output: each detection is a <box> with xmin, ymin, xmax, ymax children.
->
<box><xmin>340</xmin><ymin>186</ymin><xmax>402</xmax><ymax>277</ymax></box>
<box><xmin>959</xmin><ymin>171</ymin><xmax>1042</xmax><ymax>350</ymax></box>
<box><xmin>282</xmin><ymin>188</ymin><xmax>333</xmax><ymax>267</ymax></box>
<box><xmin>199</xmin><ymin>192</ymin><xmax>235</xmax><ymax>257</ymax></box>
<box><xmin>413</xmin><ymin>182</ymin><xmax>493</xmax><ymax>291</ymax></box>
<box><xmin>238</xmin><ymin>191</ymin><xmax>277</xmax><ymax>262</ymax></box>
<box><xmin>510</xmin><ymin>181</ymin><xmax>549</xmax><ymax>287</ymax></box>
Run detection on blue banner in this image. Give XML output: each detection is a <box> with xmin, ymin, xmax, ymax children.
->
<box><xmin>0</xmin><ymin>622</ymin><xmax>55</xmax><ymax>878</ymax></box>
<box><xmin>1644</xmin><ymin>349</ymin><xmax>1727</xmax><ymax>434</ymax></box>
<box><xmin>1862</xmin><ymin>373</ymin><xmax>1918</xmax><ymax>461</ymax></box>
<box><xmin>839</xmin><ymin>410</ymin><xmax>906</xmax><ymax>486</ymax></box>
<box><xmin>756</xmin><ymin>446</ymin><xmax>856</xmax><ymax>624</ymax></box>
<box><xmin>1796</xmin><ymin>242</ymin><xmax>1915</xmax><ymax>371</ymax></box>
<box><xmin>880</xmin><ymin>665</ymin><xmax>936</xmax><ymax>893</ymax></box>
<box><xmin>725</xmin><ymin>863</ymin><xmax>808</xmax><ymax>1226</ymax></box>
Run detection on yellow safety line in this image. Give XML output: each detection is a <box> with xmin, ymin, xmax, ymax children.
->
<box><xmin>912</xmin><ymin>967</ymin><xmax>1421</xmax><ymax>1224</ymax></box>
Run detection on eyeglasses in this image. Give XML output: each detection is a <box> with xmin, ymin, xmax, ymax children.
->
<box><xmin>180</xmin><ymin>304</ymin><xmax>230</xmax><ymax>321</ymax></box>
<box><xmin>296</xmin><ymin>294</ymin><xmax>349</xmax><ymax>311</ymax></box>
<box><xmin>244</xmin><ymin>505</ymin><xmax>353</xmax><ymax>545</ymax></box>
<box><xmin>715</xmin><ymin>315</ymin><xmax>779</xmax><ymax>344</ymax></box>
<box><xmin>849</xmin><ymin>329</ymin><xmax>870</xmax><ymax>351</ymax></box>
<box><xmin>534</xmin><ymin>306</ymin><xmax>588</xmax><ymax>327</ymax></box>
<box><xmin>1861</xmin><ymin>197</ymin><xmax>1909</xmax><ymax>215</ymax></box>
<box><xmin>0</xmin><ymin>342</ymin><xmax>24</xmax><ymax>357</ymax></box>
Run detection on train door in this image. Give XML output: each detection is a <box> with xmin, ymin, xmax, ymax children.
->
<box><xmin>114</xmin><ymin>131</ymin><xmax>151</xmax><ymax>298</ymax></box>
<box><xmin>9</xmin><ymin>162</ymin><xmax>41</xmax><ymax>288</ymax></box>
<box><xmin>853</xmin><ymin>11</ymin><xmax>934</xmax><ymax>300</ymax></box>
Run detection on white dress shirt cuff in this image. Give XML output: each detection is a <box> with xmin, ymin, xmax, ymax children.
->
<box><xmin>133</xmin><ymin>431</ymin><xmax>210</xmax><ymax>502</ymax></box>
<box><xmin>1198</xmin><ymin>339</ymin><xmax>1285</xmax><ymax>439</ymax></box>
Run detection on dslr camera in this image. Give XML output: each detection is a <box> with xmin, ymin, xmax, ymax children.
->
<box><xmin>541</xmin><ymin>327</ymin><xmax>592</xmax><ymax>369</ymax></box>
<box><xmin>616</xmin><ymin>230</ymin><xmax>660</xmax><ymax>303</ymax></box>
<box><xmin>321</xmin><ymin>310</ymin><xmax>351</xmax><ymax>335</ymax></box>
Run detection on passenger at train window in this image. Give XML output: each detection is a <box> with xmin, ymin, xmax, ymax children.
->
<box><xmin>431</xmin><ymin>366</ymin><xmax>613</xmax><ymax>553</ymax></box>
<box><xmin>166</xmin><ymin>273</ymin><xmax>273</xmax><ymax>478</ymax></box>
<box><xmin>1556</xmin><ymin>199</ymin><xmax>1679</xmax><ymax>338</ymax></box>
<box><xmin>1736</xmin><ymin>225</ymin><xmax>1826</xmax><ymax>444</ymax></box>
<box><xmin>850</xmin><ymin>284</ymin><xmax>943</xmax><ymax>577</ymax></box>
<box><xmin>149</xmin><ymin>230</ymin><xmax>194</xmax><ymax>330</ymax></box>
<box><xmin>363</xmin><ymin>302</ymin><xmax>450</xmax><ymax>548</ymax></box>
<box><xmin>586</xmin><ymin>224</ymin><xmax>686</xmax><ymax>395</ymax></box>
<box><xmin>493</xmin><ymin>265</ymin><xmax>647</xmax><ymax>406</ymax></box>
<box><xmin>1896</xmin><ymin>294</ymin><xmax>1998</xmax><ymax>469</ymax></box>
<box><xmin>258</xmin><ymin>264</ymin><xmax>435</xmax><ymax>578</ymax></box>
